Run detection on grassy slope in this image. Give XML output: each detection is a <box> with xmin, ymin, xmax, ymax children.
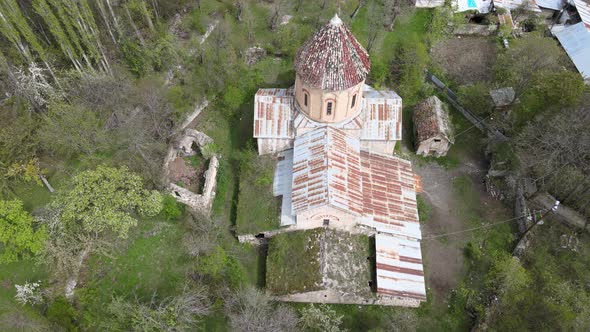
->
<box><xmin>235</xmin><ymin>153</ymin><xmax>280</xmax><ymax>235</ymax></box>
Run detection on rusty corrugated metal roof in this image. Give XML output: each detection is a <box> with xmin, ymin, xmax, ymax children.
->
<box><xmin>291</xmin><ymin>126</ymin><xmax>364</xmax><ymax>215</ymax></box>
<box><xmin>290</xmin><ymin>127</ymin><xmax>421</xmax><ymax>240</ymax></box>
<box><xmin>361</xmin><ymin>85</ymin><xmax>403</xmax><ymax>141</ymax></box>
<box><xmin>375</xmin><ymin>233</ymin><xmax>426</xmax><ymax>301</ymax></box>
<box><xmin>359</xmin><ymin>150</ymin><xmax>421</xmax><ymax>240</ymax></box>
<box><xmin>253</xmin><ymin>88</ymin><xmax>295</xmax><ymax>139</ymax></box>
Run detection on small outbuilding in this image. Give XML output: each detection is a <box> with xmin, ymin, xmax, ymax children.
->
<box><xmin>489</xmin><ymin>87</ymin><xmax>517</xmax><ymax>109</ymax></box>
<box><xmin>413</xmin><ymin>96</ymin><xmax>454</xmax><ymax>157</ymax></box>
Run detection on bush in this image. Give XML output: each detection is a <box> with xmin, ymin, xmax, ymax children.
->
<box><xmin>196</xmin><ymin>246</ymin><xmax>247</xmax><ymax>289</ymax></box>
<box><xmin>46</xmin><ymin>296</ymin><xmax>79</xmax><ymax>331</ymax></box>
<box><xmin>121</xmin><ymin>40</ymin><xmax>148</xmax><ymax>77</ymax></box>
<box><xmin>160</xmin><ymin>194</ymin><xmax>184</xmax><ymax>221</ymax></box>
<box><xmin>417</xmin><ymin>195</ymin><xmax>431</xmax><ymax>222</ymax></box>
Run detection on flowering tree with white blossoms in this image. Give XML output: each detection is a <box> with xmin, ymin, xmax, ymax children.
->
<box><xmin>14</xmin><ymin>281</ymin><xmax>43</xmax><ymax>306</ymax></box>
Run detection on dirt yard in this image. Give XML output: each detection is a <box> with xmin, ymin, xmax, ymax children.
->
<box><xmin>413</xmin><ymin>152</ymin><xmax>511</xmax><ymax>303</ymax></box>
<box><xmin>431</xmin><ymin>37</ymin><xmax>497</xmax><ymax>85</ymax></box>
<box><xmin>168</xmin><ymin>155</ymin><xmax>208</xmax><ymax>194</ymax></box>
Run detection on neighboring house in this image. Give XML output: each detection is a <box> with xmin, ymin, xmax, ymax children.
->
<box><xmin>549</xmin><ymin>0</ymin><xmax>590</xmax><ymax>82</ymax></box>
<box><xmin>572</xmin><ymin>0</ymin><xmax>590</xmax><ymax>30</ymax></box>
<box><xmin>252</xmin><ymin>15</ymin><xmax>427</xmax><ymax>307</ymax></box>
<box><xmin>453</xmin><ymin>0</ymin><xmax>493</xmax><ymax>12</ymax></box>
<box><xmin>493</xmin><ymin>0</ymin><xmax>542</xmax><ymax>12</ymax></box>
<box><xmin>415</xmin><ymin>0</ymin><xmax>445</xmax><ymax>7</ymax></box>
<box><xmin>552</xmin><ymin>22</ymin><xmax>590</xmax><ymax>81</ymax></box>
<box><xmin>413</xmin><ymin>96</ymin><xmax>454</xmax><ymax>158</ymax></box>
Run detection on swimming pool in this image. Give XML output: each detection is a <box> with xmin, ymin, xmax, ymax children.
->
<box><xmin>467</xmin><ymin>0</ymin><xmax>477</xmax><ymax>8</ymax></box>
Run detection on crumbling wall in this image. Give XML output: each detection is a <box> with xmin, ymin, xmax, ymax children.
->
<box><xmin>162</xmin><ymin>100</ymin><xmax>218</xmax><ymax>215</ymax></box>
<box><xmin>528</xmin><ymin>192</ymin><xmax>588</xmax><ymax>231</ymax></box>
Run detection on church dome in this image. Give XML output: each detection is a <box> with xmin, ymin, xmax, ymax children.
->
<box><xmin>294</xmin><ymin>14</ymin><xmax>371</xmax><ymax>91</ymax></box>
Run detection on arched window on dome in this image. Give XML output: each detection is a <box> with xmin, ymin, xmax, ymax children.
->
<box><xmin>304</xmin><ymin>93</ymin><xmax>308</xmax><ymax>107</ymax></box>
<box><xmin>326</xmin><ymin>102</ymin><xmax>333</xmax><ymax>115</ymax></box>
<box><xmin>351</xmin><ymin>94</ymin><xmax>357</xmax><ymax>108</ymax></box>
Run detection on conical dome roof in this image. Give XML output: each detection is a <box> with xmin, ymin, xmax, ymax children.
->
<box><xmin>294</xmin><ymin>14</ymin><xmax>371</xmax><ymax>91</ymax></box>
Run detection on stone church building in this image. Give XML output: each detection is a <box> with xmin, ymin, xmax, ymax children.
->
<box><xmin>252</xmin><ymin>15</ymin><xmax>426</xmax><ymax>307</ymax></box>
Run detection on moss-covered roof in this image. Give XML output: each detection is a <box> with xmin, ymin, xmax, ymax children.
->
<box><xmin>266</xmin><ymin>228</ymin><xmax>373</xmax><ymax>297</ymax></box>
<box><xmin>266</xmin><ymin>229</ymin><xmax>323</xmax><ymax>295</ymax></box>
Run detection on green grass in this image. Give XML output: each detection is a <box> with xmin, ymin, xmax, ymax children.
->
<box><xmin>77</xmin><ymin>218</ymin><xmax>190</xmax><ymax>329</ymax></box>
<box><xmin>235</xmin><ymin>152</ymin><xmax>280</xmax><ymax>235</ymax></box>
<box><xmin>417</xmin><ymin>194</ymin><xmax>432</xmax><ymax>222</ymax></box>
<box><xmin>266</xmin><ymin>229</ymin><xmax>323</xmax><ymax>295</ymax></box>
<box><xmin>0</xmin><ymin>259</ymin><xmax>50</xmax><ymax>331</ymax></box>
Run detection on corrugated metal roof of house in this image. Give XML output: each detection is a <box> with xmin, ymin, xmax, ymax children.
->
<box><xmin>536</xmin><ymin>0</ymin><xmax>564</xmax><ymax>10</ymax></box>
<box><xmin>253</xmin><ymin>88</ymin><xmax>295</xmax><ymax>139</ymax></box>
<box><xmin>375</xmin><ymin>233</ymin><xmax>426</xmax><ymax>301</ymax></box>
<box><xmin>294</xmin><ymin>15</ymin><xmax>370</xmax><ymax>91</ymax></box>
<box><xmin>361</xmin><ymin>85</ymin><xmax>403</xmax><ymax>141</ymax></box>
<box><xmin>359</xmin><ymin>151</ymin><xmax>422</xmax><ymax>240</ymax></box>
<box><xmin>415</xmin><ymin>0</ymin><xmax>445</xmax><ymax>7</ymax></box>
<box><xmin>494</xmin><ymin>0</ymin><xmax>542</xmax><ymax>11</ymax></box>
<box><xmin>573</xmin><ymin>0</ymin><xmax>590</xmax><ymax>31</ymax></box>
<box><xmin>553</xmin><ymin>23</ymin><xmax>590</xmax><ymax>78</ymax></box>
<box><xmin>291</xmin><ymin>126</ymin><xmax>364</xmax><ymax>215</ymax></box>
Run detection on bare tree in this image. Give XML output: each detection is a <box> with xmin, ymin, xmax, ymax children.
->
<box><xmin>365</xmin><ymin>1</ymin><xmax>384</xmax><ymax>53</ymax></box>
<box><xmin>383</xmin><ymin>0</ymin><xmax>414</xmax><ymax>31</ymax></box>
<box><xmin>104</xmin><ymin>286</ymin><xmax>212</xmax><ymax>331</ymax></box>
<box><xmin>235</xmin><ymin>1</ymin><xmax>244</xmax><ymax>22</ymax></box>
<box><xmin>224</xmin><ymin>287</ymin><xmax>299</xmax><ymax>332</ymax></box>
<box><xmin>182</xmin><ymin>210</ymin><xmax>220</xmax><ymax>257</ymax></box>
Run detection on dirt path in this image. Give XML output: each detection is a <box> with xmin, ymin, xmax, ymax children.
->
<box><xmin>413</xmin><ymin>154</ymin><xmax>501</xmax><ymax>303</ymax></box>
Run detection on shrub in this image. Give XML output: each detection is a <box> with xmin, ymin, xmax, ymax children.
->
<box><xmin>417</xmin><ymin>195</ymin><xmax>431</xmax><ymax>222</ymax></box>
<box><xmin>46</xmin><ymin>296</ymin><xmax>79</xmax><ymax>331</ymax></box>
<box><xmin>121</xmin><ymin>40</ymin><xmax>147</xmax><ymax>77</ymax></box>
<box><xmin>160</xmin><ymin>194</ymin><xmax>184</xmax><ymax>221</ymax></box>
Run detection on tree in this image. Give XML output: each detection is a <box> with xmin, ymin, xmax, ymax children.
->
<box><xmin>494</xmin><ymin>35</ymin><xmax>564</xmax><ymax>101</ymax></box>
<box><xmin>0</xmin><ymin>199</ymin><xmax>47</xmax><ymax>263</ymax></box>
<box><xmin>486</xmin><ymin>255</ymin><xmax>530</xmax><ymax>303</ymax></box>
<box><xmin>103</xmin><ymin>286</ymin><xmax>212</xmax><ymax>331</ymax></box>
<box><xmin>39</xmin><ymin>100</ymin><xmax>108</xmax><ymax>157</ymax></box>
<box><xmin>365</xmin><ymin>1</ymin><xmax>384</xmax><ymax>53</ymax></box>
<box><xmin>299</xmin><ymin>304</ymin><xmax>346</xmax><ymax>332</ymax></box>
<box><xmin>182</xmin><ymin>210</ymin><xmax>219</xmax><ymax>257</ymax></box>
<box><xmin>225</xmin><ymin>287</ymin><xmax>299</xmax><ymax>332</ymax></box>
<box><xmin>383</xmin><ymin>0</ymin><xmax>414</xmax><ymax>31</ymax></box>
<box><xmin>42</xmin><ymin>166</ymin><xmax>162</xmax><ymax>298</ymax></box>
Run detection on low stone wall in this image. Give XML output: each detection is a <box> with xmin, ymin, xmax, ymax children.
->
<box><xmin>168</xmin><ymin>155</ymin><xmax>218</xmax><ymax>213</ymax></box>
<box><xmin>528</xmin><ymin>192</ymin><xmax>588</xmax><ymax>231</ymax></box>
<box><xmin>273</xmin><ymin>290</ymin><xmax>421</xmax><ymax>307</ymax></box>
<box><xmin>162</xmin><ymin>100</ymin><xmax>218</xmax><ymax>215</ymax></box>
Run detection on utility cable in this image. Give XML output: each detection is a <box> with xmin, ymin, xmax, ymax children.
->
<box><xmin>421</xmin><ymin>208</ymin><xmax>551</xmax><ymax>240</ymax></box>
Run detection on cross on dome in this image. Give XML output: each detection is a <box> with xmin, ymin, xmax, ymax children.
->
<box><xmin>329</xmin><ymin>14</ymin><xmax>343</xmax><ymax>26</ymax></box>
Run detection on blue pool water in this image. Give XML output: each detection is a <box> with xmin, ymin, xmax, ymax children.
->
<box><xmin>468</xmin><ymin>0</ymin><xmax>477</xmax><ymax>7</ymax></box>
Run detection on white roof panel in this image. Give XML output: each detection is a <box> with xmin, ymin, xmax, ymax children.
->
<box><xmin>375</xmin><ymin>233</ymin><xmax>426</xmax><ymax>301</ymax></box>
<box><xmin>553</xmin><ymin>23</ymin><xmax>590</xmax><ymax>78</ymax></box>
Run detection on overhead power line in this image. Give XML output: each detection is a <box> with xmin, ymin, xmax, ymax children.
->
<box><xmin>421</xmin><ymin>208</ymin><xmax>551</xmax><ymax>241</ymax></box>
